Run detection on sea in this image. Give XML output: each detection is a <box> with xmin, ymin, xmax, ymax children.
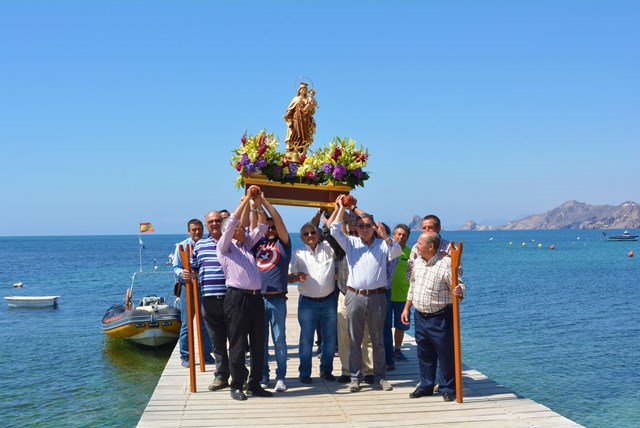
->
<box><xmin>1</xmin><ymin>229</ymin><xmax>638</xmax><ymax>427</ymax></box>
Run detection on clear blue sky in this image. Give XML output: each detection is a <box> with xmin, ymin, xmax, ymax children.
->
<box><xmin>1</xmin><ymin>0</ymin><xmax>638</xmax><ymax>236</ymax></box>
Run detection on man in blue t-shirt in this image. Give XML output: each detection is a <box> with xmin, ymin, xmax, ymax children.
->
<box><xmin>253</xmin><ymin>198</ymin><xmax>291</xmax><ymax>392</ymax></box>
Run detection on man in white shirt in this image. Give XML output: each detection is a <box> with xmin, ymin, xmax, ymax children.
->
<box><xmin>289</xmin><ymin>222</ymin><xmax>337</xmax><ymax>383</ymax></box>
<box><xmin>329</xmin><ymin>199</ymin><xmax>402</xmax><ymax>392</ymax></box>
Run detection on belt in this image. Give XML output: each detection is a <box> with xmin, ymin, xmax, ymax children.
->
<box><xmin>301</xmin><ymin>294</ymin><xmax>334</xmax><ymax>302</ymax></box>
<box><xmin>263</xmin><ymin>292</ymin><xmax>287</xmax><ymax>299</ymax></box>
<box><xmin>227</xmin><ymin>287</ymin><xmax>261</xmax><ymax>296</ymax></box>
<box><xmin>418</xmin><ymin>305</ymin><xmax>450</xmax><ymax>318</ymax></box>
<box><xmin>204</xmin><ymin>295</ymin><xmax>225</xmax><ymax>300</ymax></box>
<box><xmin>347</xmin><ymin>286</ymin><xmax>386</xmax><ymax>296</ymax></box>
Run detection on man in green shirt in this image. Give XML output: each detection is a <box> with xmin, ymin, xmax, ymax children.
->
<box><xmin>390</xmin><ymin>224</ymin><xmax>412</xmax><ymax>361</ymax></box>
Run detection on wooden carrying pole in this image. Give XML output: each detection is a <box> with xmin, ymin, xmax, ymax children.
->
<box><xmin>178</xmin><ymin>245</ymin><xmax>197</xmax><ymax>392</ymax></box>
<box><xmin>187</xmin><ymin>244</ymin><xmax>207</xmax><ymax>373</ymax></box>
<box><xmin>450</xmin><ymin>241</ymin><xmax>464</xmax><ymax>403</ymax></box>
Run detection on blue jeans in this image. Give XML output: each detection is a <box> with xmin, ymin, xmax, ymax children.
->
<box><xmin>263</xmin><ymin>296</ymin><xmax>287</xmax><ymax>380</ymax></box>
<box><xmin>383</xmin><ymin>289</ymin><xmax>395</xmax><ymax>365</ymax></box>
<box><xmin>179</xmin><ymin>284</ymin><xmax>213</xmax><ymax>360</ymax></box>
<box><xmin>298</xmin><ymin>294</ymin><xmax>337</xmax><ymax>378</ymax></box>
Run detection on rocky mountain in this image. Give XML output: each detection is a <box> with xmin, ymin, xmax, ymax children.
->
<box><xmin>408</xmin><ymin>215</ymin><xmax>422</xmax><ymax>231</ymax></box>
<box><xmin>459</xmin><ymin>200</ymin><xmax>640</xmax><ymax>230</ymax></box>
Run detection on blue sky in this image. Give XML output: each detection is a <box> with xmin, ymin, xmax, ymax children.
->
<box><xmin>1</xmin><ymin>0</ymin><xmax>638</xmax><ymax>236</ymax></box>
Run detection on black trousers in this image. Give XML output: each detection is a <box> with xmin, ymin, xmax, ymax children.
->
<box><xmin>201</xmin><ymin>296</ymin><xmax>230</xmax><ymax>381</ymax></box>
<box><xmin>224</xmin><ymin>288</ymin><xmax>266</xmax><ymax>390</ymax></box>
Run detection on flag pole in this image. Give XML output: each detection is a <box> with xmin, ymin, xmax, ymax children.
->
<box><xmin>138</xmin><ymin>228</ymin><xmax>143</xmax><ymax>272</ymax></box>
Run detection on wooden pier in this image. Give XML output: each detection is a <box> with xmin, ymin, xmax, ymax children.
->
<box><xmin>138</xmin><ymin>287</ymin><xmax>580</xmax><ymax>427</ymax></box>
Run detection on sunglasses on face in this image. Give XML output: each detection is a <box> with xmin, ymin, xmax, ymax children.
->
<box><xmin>302</xmin><ymin>230</ymin><xmax>317</xmax><ymax>237</ymax></box>
<box><xmin>267</xmin><ymin>225</ymin><xmax>277</xmax><ymax>231</ymax></box>
<box><xmin>358</xmin><ymin>223</ymin><xmax>374</xmax><ymax>229</ymax></box>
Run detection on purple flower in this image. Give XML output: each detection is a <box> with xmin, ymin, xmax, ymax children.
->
<box><xmin>241</xmin><ymin>153</ymin><xmax>250</xmax><ymax>165</ymax></box>
<box><xmin>321</xmin><ymin>163</ymin><xmax>333</xmax><ymax>174</ymax></box>
<box><xmin>255</xmin><ymin>157</ymin><xmax>267</xmax><ymax>169</ymax></box>
<box><xmin>353</xmin><ymin>167</ymin><xmax>363</xmax><ymax>179</ymax></box>
<box><xmin>333</xmin><ymin>164</ymin><xmax>347</xmax><ymax>180</ymax></box>
<box><xmin>245</xmin><ymin>162</ymin><xmax>256</xmax><ymax>174</ymax></box>
<box><xmin>288</xmin><ymin>162</ymin><xmax>299</xmax><ymax>175</ymax></box>
<box><xmin>274</xmin><ymin>166</ymin><xmax>282</xmax><ymax>178</ymax></box>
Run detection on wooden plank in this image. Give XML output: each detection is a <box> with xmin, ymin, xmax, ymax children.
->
<box><xmin>138</xmin><ymin>287</ymin><xmax>581</xmax><ymax>427</ymax></box>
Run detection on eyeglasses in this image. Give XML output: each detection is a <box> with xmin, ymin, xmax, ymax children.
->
<box><xmin>302</xmin><ymin>231</ymin><xmax>317</xmax><ymax>237</ymax></box>
<box><xmin>358</xmin><ymin>223</ymin><xmax>373</xmax><ymax>229</ymax></box>
<box><xmin>267</xmin><ymin>226</ymin><xmax>277</xmax><ymax>231</ymax></box>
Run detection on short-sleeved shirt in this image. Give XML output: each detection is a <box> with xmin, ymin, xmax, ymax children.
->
<box><xmin>289</xmin><ymin>241</ymin><xmax>335</xmax><ymax>298</ymax></box>
<box><xmin>254</xmin><ymin>237</ymin><xmax>292</xmax><ymax>294</ymax></box>
<box><xmin>391</xmin><ymin>246</ymin><xmax>411</xmax><ymax>302</ymax></box>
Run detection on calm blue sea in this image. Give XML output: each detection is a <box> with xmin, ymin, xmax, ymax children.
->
<box><xmin>1</xmin><ymin>230</ymin><xmax>638</xmax><ymax>427</ymax></box>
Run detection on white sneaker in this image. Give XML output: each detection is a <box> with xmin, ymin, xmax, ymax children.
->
<box><xmin>274</xmin><ymin>379</ymin><xmax>288</xmax><ymax>392</ymax></box>
<box><xmin>378</xmin><ymin>379</ymin><xmax>393</xmax><ymax>391</ymax></box>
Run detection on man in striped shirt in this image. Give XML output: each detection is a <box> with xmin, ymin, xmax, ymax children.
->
<box><xmin>191</xmin><ymin>211</ymin><xmax>230</xmax><ymax>392</ymax></box>
<box><xmin>401</xmin><ymin>231</ymin><xmax>465</xmax><ymax>402</ymax></box>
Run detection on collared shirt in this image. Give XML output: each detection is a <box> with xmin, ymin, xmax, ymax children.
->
<box><xmin>408</xmin><ymin>252</ymin><xmax>466</xmax><ymax>314</ymax></box>
<box><xmin>391</xmin><ymin>245</ymin><xmax>412</xmax><ymax>302</ymax></box>
<box><xmin>172</xmin><ymin>237</ymin><xmax>195</xmax><ymax>283</ymax></box>
<box><xmin>217</xmin><ymin>214</ymin><xmax>267</xmax><ymax>291</ymax></box>
<box><xmin>190</xmin><ymin>236</ymin><xmax>226</xmax><ymax>297</ymax></box>
<box><xmin>289</xmin><ymin>240</ymin><xmax>335</xmax><ymax>298</ymax></box>
<box><xmin>329</xmin><ymin>221</ymin><xmax>402</xmax><ymax>290</ymax></box>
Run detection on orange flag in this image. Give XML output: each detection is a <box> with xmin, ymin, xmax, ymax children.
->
<box><xmin>139</xmin><ymin>222</ymin><xmax>155</xmax><ymax>233</ymax></box>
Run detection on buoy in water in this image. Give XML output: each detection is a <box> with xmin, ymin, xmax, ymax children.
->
<box><xmin>537</xmin><ymin>243</ymin><xmax>542</xmax><ymax>248</ymax></box>
<box><xmin>550</xmin><ymin>244</ymin><xmax>555</xmax><ymax>250</ymax></box>
<box><xmin>629</xmin><ymin>250</ymin><xmax>634</xmax><ymax>257</ymax></box>
<box><xmin>508</xmin><ymin>241</ymin><xmax>512</xmax><ymax>245</ymax></box>
<box><xmin>521</xmin><ymin>242</ymin><xmax>526</xmax><ymax>246</ymax></box>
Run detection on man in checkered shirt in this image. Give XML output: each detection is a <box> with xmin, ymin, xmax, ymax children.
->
<box><xmin>401</xmin><ymin>231</ymin><xmax>465</xmax><ymax>402</ymax></box>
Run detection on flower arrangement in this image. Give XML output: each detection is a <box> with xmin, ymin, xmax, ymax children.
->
<box><xmin>232</xmin><ymin>131</ymin><xmax>370</xmax><ymax>189</ymax></box>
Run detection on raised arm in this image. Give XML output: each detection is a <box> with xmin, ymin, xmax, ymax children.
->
<box><xmin>261</xmin><ymin>196</ymin><xmax>289</xmax><ymax>245</ymax></box>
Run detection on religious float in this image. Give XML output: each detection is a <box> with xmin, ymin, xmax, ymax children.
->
<box><xmin>231</xmin><ymin>81</ymin><xmax>370</xmax><ymax>208</ymax></box>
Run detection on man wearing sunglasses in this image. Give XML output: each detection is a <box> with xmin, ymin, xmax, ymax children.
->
<box><xmin>289</xmin><ymin>220</ymin><xmax>338</xmax><ymax>384</ymax></box>
<box><xmin>253</xmin><ymin>198</ymin><xmax>291</xmax><ymax>393</ymax></box>
<box><xmin>329</xmin><ymin>197</ymin><xmax>402</xmax><ymax>393</ymax></box>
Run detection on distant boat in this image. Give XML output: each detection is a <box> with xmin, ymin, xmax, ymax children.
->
<box><xmin>604</xmin><ymin>230</ymin><xmax>639</xmax><ymax>242</ymax></box>
<box><xmin>12</xmin><ymin>282</ymin><xmax>23</xmax><ymax>288</ymax></box>
<box><xmin>5</xmin><ymin>295</ymin><xmax>60</xmax><ymax>308</ymax></box>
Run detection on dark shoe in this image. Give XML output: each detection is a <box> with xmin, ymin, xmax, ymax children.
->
<box><xmin>320</xmin><ymin>372</ymin><xmax>336</xmax><ymax>381</ymax></box>
<box><xmin>248</xmin><ymin>387</ymin><xmax>273</xmax><ymax>397</ymax></box>
<box><xmin>409</xmin><ymin>387</ymin><xmax>434</xmax><ymax>398</ymax></box>
<box><xmin>230</xmin><ymin>389</ymin><xmax>247</xmax><ymax>401</ymax></box>
<box><xmin>393</xmin><ymin>349</ymin><xmax>409</xmax><ymax>361</ymax></box>
<box><xmin>386</xmin><ymin>363</ymin><xmax>396</xmax><ymax>371</ymax></box>
<box><xmin>337</xmin><ymin>374</ymin><xmax>350</xmax><ymax>384</ymax></box>
<box><xmin>299</xmin><ymin>376</ymin><xmax>312</xmax><ymax>384</ymax></box>
<box><xmin>442</xmin><ymin>392</ymin><xmax>455</xmax><ymax>402</ymax></box>
<box><xmin>208</xmin><ymin>378</ymin><xmax>229</xmax><ymax>391</ymax></box>
<box><xmin>363</xmin><ymin>375</ymin><xmax>374</xmax><ymax>384</ymax></box>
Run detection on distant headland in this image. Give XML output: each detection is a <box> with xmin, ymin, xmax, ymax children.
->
<box><xmin>455</xmin><ymin>200</ymin><xmax>640</xmax><ymax>231</ymax></box>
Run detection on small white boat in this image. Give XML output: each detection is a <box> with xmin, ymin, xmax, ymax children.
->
<box><xmin>5</xmin><ymin>295</ymin><xmax>60</xmax><ymax>308</ymax></box>
<box><xmin>12</xmin><ymin>282</ymin><xmax>24</xmax><ymax>288</ymax></box>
